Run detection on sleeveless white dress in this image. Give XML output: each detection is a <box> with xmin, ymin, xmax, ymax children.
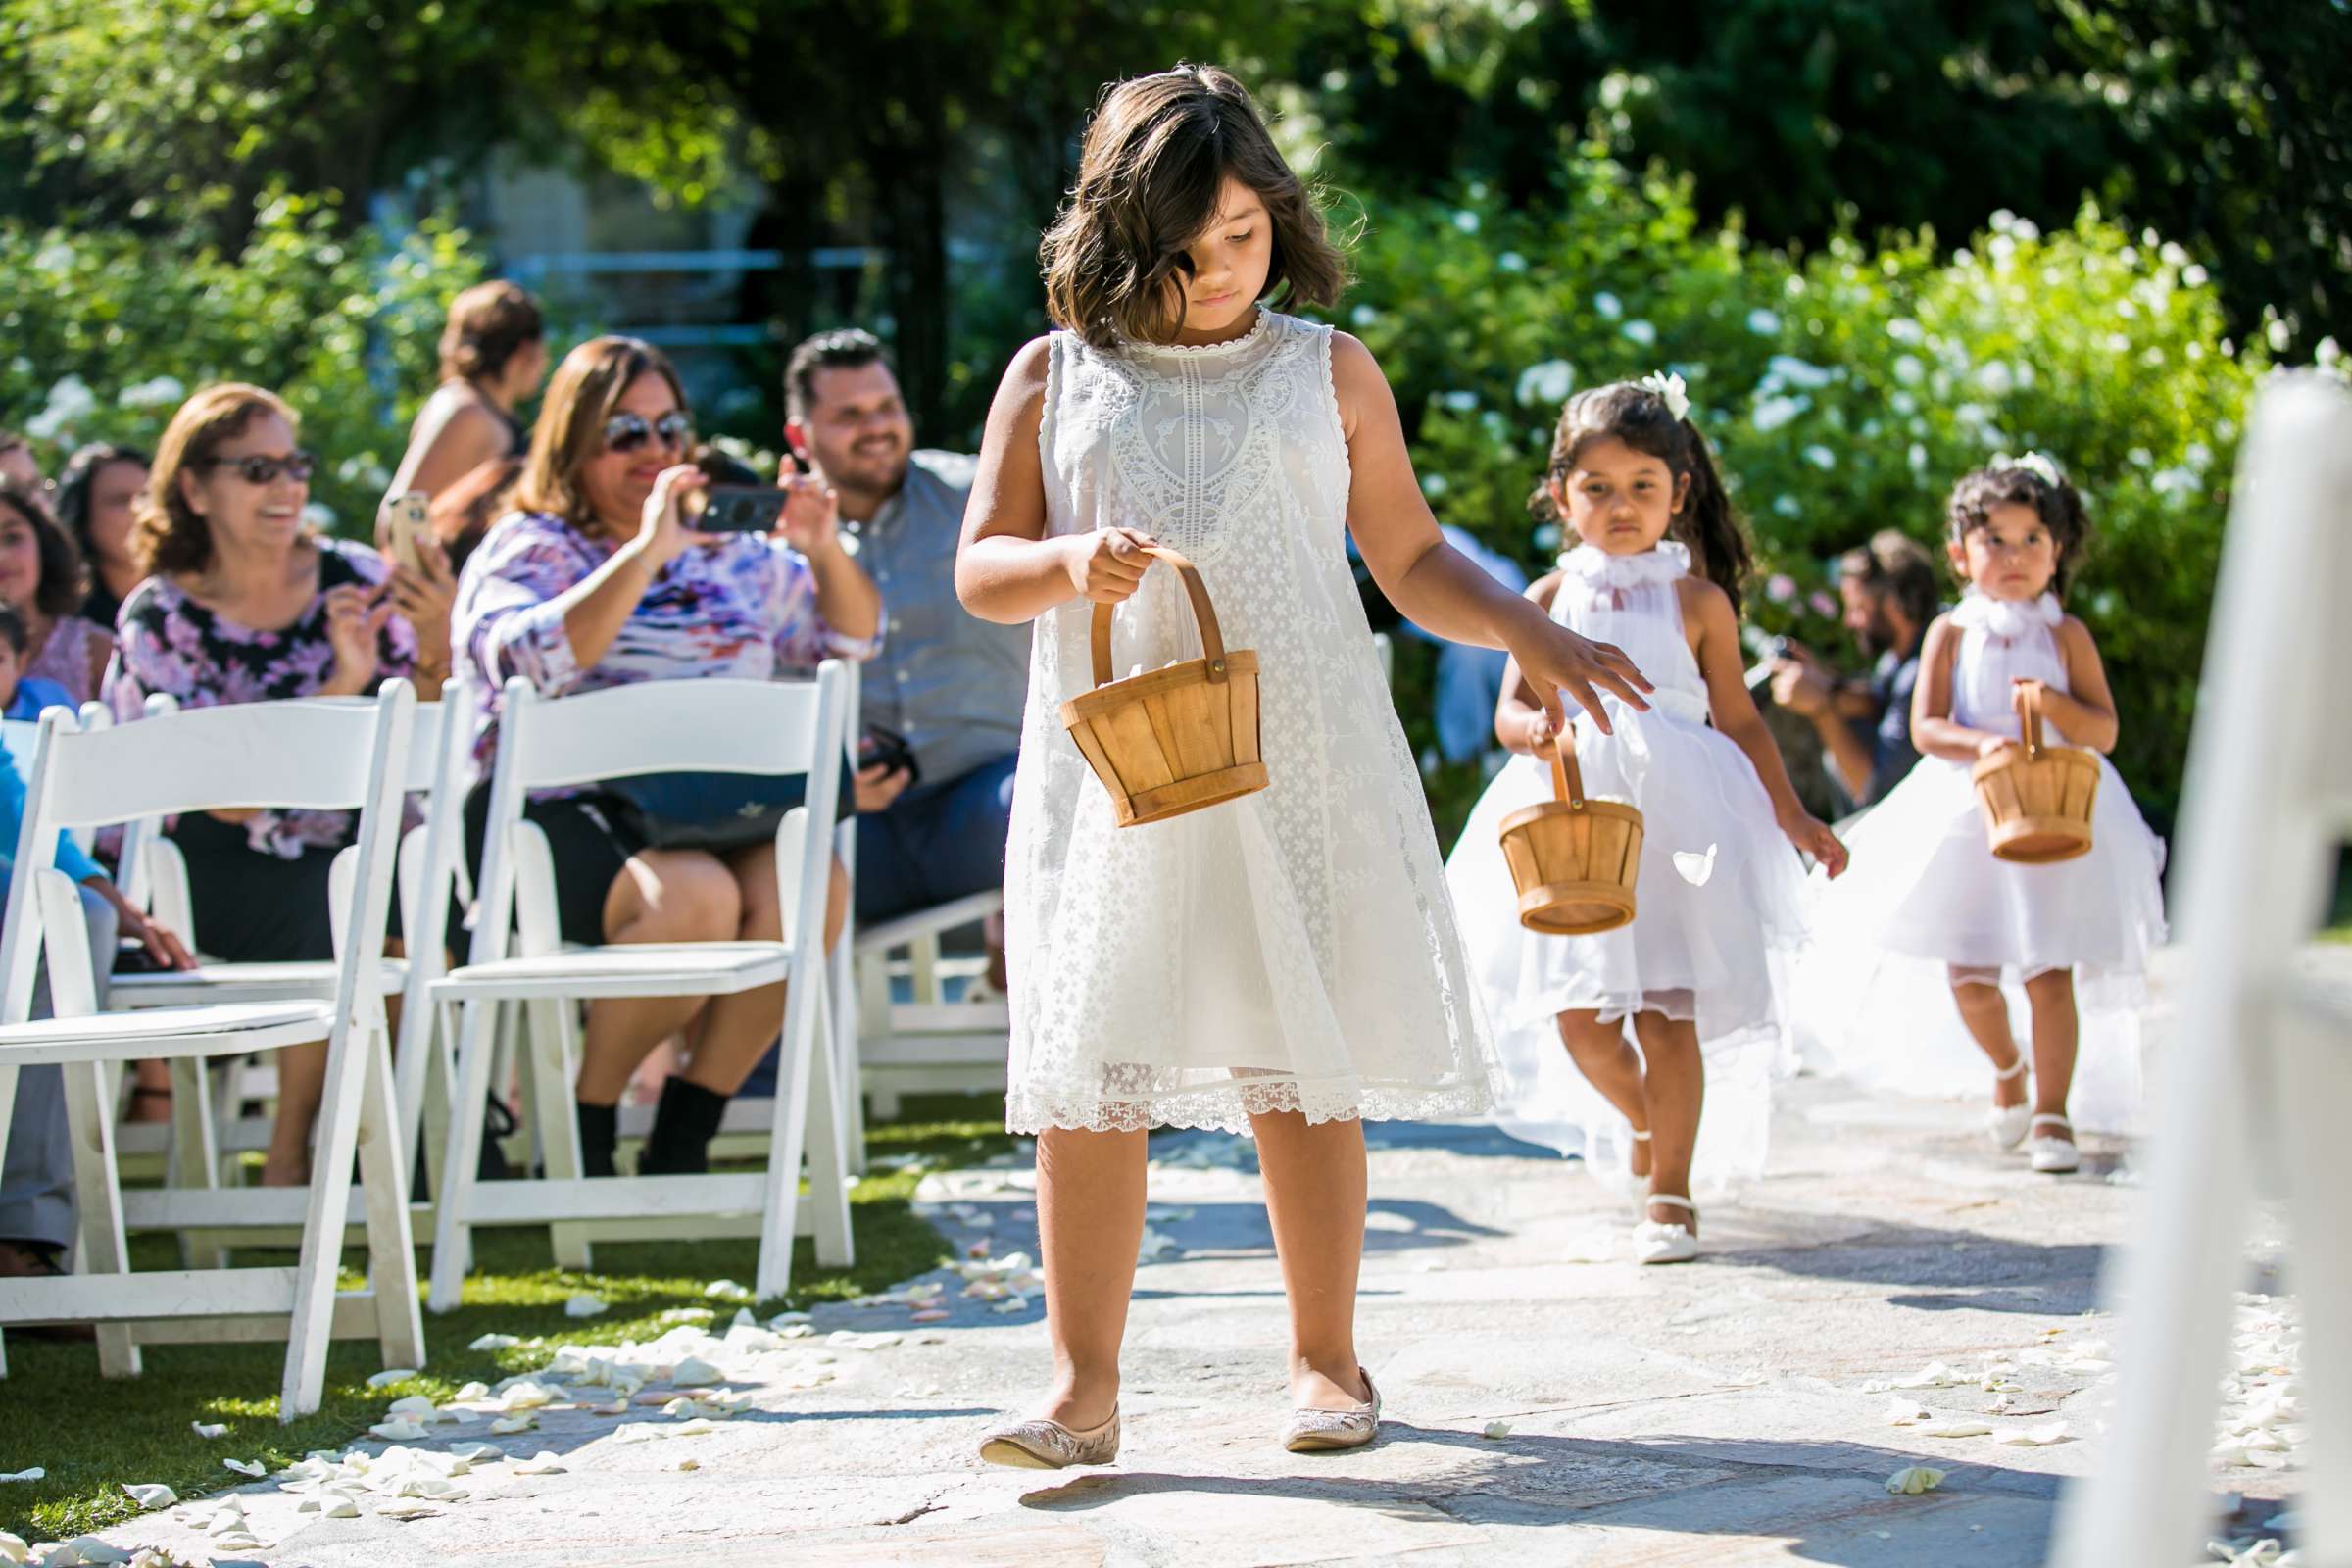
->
<box><xmin>1796</xmin><ymin>591</ymin><xmax>2168</xmax><ymax>1133</ymax></box>
<box><xmin>1446</xmin><ymin>542</ymin><xmax>1809</xmax><ymax>1188</ymax></box>
<box><xmin>1003</xmin><ymin>310</ymin><xmax>1499</xmax><ymax>1135</ymax></box>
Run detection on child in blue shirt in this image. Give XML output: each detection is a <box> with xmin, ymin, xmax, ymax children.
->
<box><xmin>0</xmin><ymin>604</ymin><xmax>74</xmax><ymax>721</ymax></box>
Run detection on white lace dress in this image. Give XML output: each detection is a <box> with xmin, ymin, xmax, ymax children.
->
<box><xmin>1795</xmin><ymin>591</ymin><xmax>2168</xmax><ymax>1133</ymax></box>
<box><xmin>1446</xmin><ymin>543</ymin><xmax>1808</xmax><ymax>1188</ymax></box>
<box><xmin>1002</xmin><ymin>310</ymin><xmax>1499</xmax><ymax>1135</ymax></box>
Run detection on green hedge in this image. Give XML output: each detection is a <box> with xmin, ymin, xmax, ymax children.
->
<box><xmin>1338</xmin><ymin>152</ymin><xmax>2286</xmax><ymax>824</ymax></box>
<box><xmin>0</xmin><ymin>190</ymin><xmax>490</xmax><ymax>536</ymax></box>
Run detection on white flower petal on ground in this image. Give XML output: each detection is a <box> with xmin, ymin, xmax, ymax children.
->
<box><xmin>564</xmin><ymin>1295</ymin><xmax>608</xmax><ymax>1319</ymax></box>
<box><xmin>46</xmin><ymin>1539</ymin><xmax>135</xmax><ymax>1565</ymax></box>
<box><xmin>0</xmin><ymin>1469</ymin><xmax>42</xmax><ymax>1483</ymax></box>
<box><xmin>222</xmin><ymin>1459</ymin><xmax>266</xmax><ymax>1477</ymax></box>
<box><xmin>671</xmin><ymin>1418</ymin><xmax>717</xmax><ymax>1438</ymax></box>
<box><xmin>1916</xmin><ymin>1420</ymin><xmax>1993</xmax><ymax>1439</ymax></box>
<box><xmin>119</xmin><ymin>1483</ymin><xmax>176</xmax><ymax>1509</ymax></box>
<box><xmin>190</xmin><ymin>1422</ymin><xmax>226</xmax><ymax>1440</ymax></box>
<box><xmin>452</xmin><ymin>1381</ymin><xmax>491</xmax><ymax>1402</ymax></box>
<box><xmin>499</xmin><ymin>1380</ymin><xmax>563</xmax><ymax>1410</ymax></box>
<box><xmin>827</xmin><ymin>1330</ymin><xmax>904</xmax><ymax>1351</ymax></box>
<box><xmin>669</xmin><ymin>1357</ymin><xmax>722</xmax><ymax>1388</ymax></box>
<box><xmin>469</xmin><ymin>1333</ymin><xmax>521</xmax><ymax>1351</ymax></box>
<box><xmin>488</xmin><ymin>1414</ymin><xmax>537</xmax><ymax>1436</ymax></box>
<box><xmin>1884</xmin><ymin>1398</ymin><xmax>1930</xmax><ymax>1426</ymax></box>
<box><xmin>613</xmin><ymin>1424</ymin><xmax>659</xmax><ymax>1445</ymax></box>
<box><xmin>375</xmin><ymin>1499</ymin><xmax>440</xmax><ymax>1521</ymax></box>
<box><xmin>704</xmin><ymin>1280</ymin><xmax>752</xmax><ymax>1301</ymax></box>
<box><xmin>1997</xmin><ymin>1422</ymin><xmax>2071</xmax><ymax>1446</ymax></box>
<box><xmin>1885</xmin><ymin>1465</ymin><xmax>1945</xmax><ymax>1495</ymax></box>
<box><xmin>365</xmin><ymin>1368</ymin><xmax>418</xmax><ymax>1388</ymax></box>
<box><xmin>512</xmin><ymin>1453</ymin><xmax>565</xmax><ymax>1475</ymax></box>
<box><xmin>1482</xmin><ymin>1421</ymin><xmax>1512</xmax><ymax>1440</ymax></box>
<box><xmin>384</xmin><ymin>1396</ymin><xmax>443</xmax><ymax>1422</ymax></box>
<box><xmin>0</xmin><ymin>1530</ymin><xmax>25</xmax><ymax>1565</ymax></box>
<box><xmin>1887</xmin><ymin>1362</ymin><xmax>1966</xmax><ymax>1390</ymax></box>
<box><xmin>368</xmin><ymin>1420</ymin><xmax>430</xmax><ymax>1442</ymax></box>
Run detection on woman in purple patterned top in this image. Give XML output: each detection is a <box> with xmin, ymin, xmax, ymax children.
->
<box><xmin>112</xmin><ymin>382</ymin><xmax>452</xmax><ymax>1186</ymax></box>
<box><xmin>452</xmin><ymin>335</ymin><xmax>879</xmax><ymax>1179</ymax></box>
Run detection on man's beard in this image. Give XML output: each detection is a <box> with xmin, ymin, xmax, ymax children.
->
<box><xmin>1856</xmin><ymin>608</ymin><xmax>1899</xmax><ymax>658</ymax></box>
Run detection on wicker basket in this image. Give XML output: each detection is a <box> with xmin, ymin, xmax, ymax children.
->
<box><xmin>1497</xmin><ymin>731</ymin><xmax>1643</xmax><ymax>934</ymax></box>
<box><xmin>1058</xmin><ymin>546</ymin><xmax>1267</xmax><ymax>828</ymax></box>
<box><xmin>1972</xmin><ymin>682</ymin><xmax>2098</xmax><ymax>864</ymax></box>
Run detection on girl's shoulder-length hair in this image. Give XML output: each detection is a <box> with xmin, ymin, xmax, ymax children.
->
<box><xmin>1041</xmin><ymin>64</ymin><xmax>1349</xmax><ymax>351</ymax></box>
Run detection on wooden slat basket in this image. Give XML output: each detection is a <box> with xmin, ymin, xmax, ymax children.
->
<box><xmin>1058</xmin><ymin>546</ymin><xmax>1267</xmax><ymax>828</ymax></box>
<box><xmin>1972</xmin><ymin>682</ymin><xmax>2098</xmax><ymax>864</ymax></box>
<box><xmin>1497</xmin><ymin>731</ymin><xmax>1642</xmax><ymax>934</ymax></box>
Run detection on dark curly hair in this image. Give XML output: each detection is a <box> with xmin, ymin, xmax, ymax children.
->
<box><xmin>0</xmin><ymin>472</ymin><xmax>93</xmax><ymax>618</ymax></box>
<box><xmin>1534</xmin><ymin>380</ymin><xmax>1752</xmax><ymax>612</ymax></box>
<box><xmin>54</xmin><ymin>441</ymin><xmax>150</xmax><ymax>564</ymax></box>
<box><xmin>1946</xmin><ymin>460</ymin><xmax>2088</xmax><ymax>595</ymax></box>
<box><xmin>1041</xmin><ymin>64</ymin><xmax>1348</xmax><ymax>349</ymax></box>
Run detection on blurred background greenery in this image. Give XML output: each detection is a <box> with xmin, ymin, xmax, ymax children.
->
<box><xmin>2</xmin><ymin>0</ymin><xmax>2344</xmax><ymax>836</ymax></box>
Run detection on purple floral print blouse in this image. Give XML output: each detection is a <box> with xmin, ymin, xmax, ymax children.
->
<box><xmin>111</xmin><ymin>538</ymin><xmax>418</xmax><ymax>858</ymax></box>
<box><xmin>452</xmin><ymin>510</ymin><xmax>882</xmax><ymax>785</ymax></box>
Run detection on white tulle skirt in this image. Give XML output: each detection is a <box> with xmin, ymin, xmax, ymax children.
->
<box><xmin>1795</xmin><ymin>753</ymin><xmax>2168</xmax><ymax>1134</ymax></box>
<box><xmin>1446</xmin><ymin>707</ymin><xmax>1809</xmax><ymax>1191</ymax></box>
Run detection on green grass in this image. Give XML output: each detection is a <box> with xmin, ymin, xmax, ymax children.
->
<box><xmin>1</xmin><ymin>1095</ymin><xmax>1014</xmax><ymax>1544</ymax></box>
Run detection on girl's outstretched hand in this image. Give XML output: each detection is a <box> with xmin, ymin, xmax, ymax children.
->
<box><xmin>1780</xmin><ymin>806</ymin><xmax>1849</xmax><ymax>877</ymax></box>
<box><xmin>1510</xmin><ymin>617</ymin><xmax>1652</xmax><ymax>736</ymax></box>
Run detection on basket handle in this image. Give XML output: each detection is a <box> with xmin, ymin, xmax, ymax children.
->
<box><xmin>2013</xmin><ymin>681</ymin><xmax>2046</xmax><ymax>759</ymax></box>
<box><xmin>1089</xmin><ymin>544</ymin><xmax>1230</xmax><ymax>688</ymax></box>
<box><xmin>1546</xmin><ymin>727</ymin><xmax>1589</xmax><ymax>811</ymax></box>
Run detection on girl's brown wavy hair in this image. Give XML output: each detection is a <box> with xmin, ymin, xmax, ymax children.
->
<box><xmin>1041</xmin><ymin>65</ymin><xmax>1348</xmax><ymax>349</ymax></box>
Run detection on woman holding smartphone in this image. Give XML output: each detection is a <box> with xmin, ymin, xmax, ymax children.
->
<box><xmin>451</xmin><ymin>335</ymin><xmax>880</xmax><ymax>1178</ymax></box>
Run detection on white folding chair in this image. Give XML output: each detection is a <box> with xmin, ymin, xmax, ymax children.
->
<box><xmin>428</xmin><ymin>668</ymin><xmax>856</xmax><ymax>1308</ymax></box>
<box><xmin>850</xmin><ymin>890</ymin><xmax>1008</xmax><ymax>1122</ymax></box>
<box><xmin>2052</xmin><ymin>373</ymin><xmax>2352</xmax><ymax>1566</ymax></box>
<box><xmin>0</xmin><ymin>684</ymin><xmax>424</xmax><ymax>1415</ymax></box>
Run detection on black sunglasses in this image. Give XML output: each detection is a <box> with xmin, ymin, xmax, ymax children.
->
<box><xmin>200</xmin><ymin>451</ymin><xmax>317</xmax><ymax>485</ymax></box>
<box><xmin>602</xmin><ymin>411</ymin><xmax>693</xmax><ymax>455</ymax></box>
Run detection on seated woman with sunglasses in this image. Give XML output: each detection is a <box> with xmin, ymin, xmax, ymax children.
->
<box><xmin>109</xmin><ymin>382</ymin><xmax>453</xmax><ymax>1185</ymax></box>
<box><xmin>452</xmin><ymin>336</ymin><xmax>880</xmax><ymax>1178</ymax></box>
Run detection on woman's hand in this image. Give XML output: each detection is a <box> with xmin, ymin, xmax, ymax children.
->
<box><xmin>91</xmin><ymin>879</ymin><xmax>196</xmax><ymax>970</ymax></box>
<box><xmin>387</xmin><ymin>536</ymin><xmax>458</xmax><ymax>674</ymax></box>
<box><xmin>1504</xmin><ymin>612</ymin><xmax>1652</xmax><ymax>736</ymax></box>
<box><xmin>1779</xmin><ymin>806</ymin><xmax>1850</xmax><ymax>878</ymax></box>
<box><xmin>776</xmin><ymin>472</ymin><xmax>842</xmax><ymax>557</ymax></box>
<box><xmin>321</xmin><ymin>582</ymin><xmax>395</xmax><ymax>696</ymax></box>
<box><xmin>1062</xmin><ymin>527</ymin><xmax>1156</xmax><ymax>606</ymax></box>
<box><xmin>1976</xmin><ymin>733</ymin><xmax>2018</xmax><ymax>760</ymax></box>
<box><xmin>627</xmin><ymin>465</ymin><xmax>714</xmax><ymax>572</ymax></box>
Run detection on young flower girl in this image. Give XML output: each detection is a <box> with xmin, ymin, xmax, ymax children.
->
<box><xmin>1447</xmin><ymin>376</ymin><xmax>1845</xmax><ymax>1263</ymax></box>
<box><xmin>954</xmin><ymin>65</ymin><xmax>1650</xmax><ymax>1466</ymax></box>
<box><xmin>1805</xmin><ymin>455</ymin><xmax>2167</xmax><ymax>1170</ymax></box>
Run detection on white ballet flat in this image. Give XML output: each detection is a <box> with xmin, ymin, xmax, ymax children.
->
<box><xmin>2026</xmin><ymin>1115</ymin><xmax>2080</xmax><ymax>1174</ymax></box>
<box><xmin>1987</xmin><ymin>1054</ymin><xmax>2031</xmax><ymax>1150</ymax></box>
<box><xmin>1633</xmin><ymin>1194</ymin><xmax>1699</xmax><ymax>1265</ymax></box>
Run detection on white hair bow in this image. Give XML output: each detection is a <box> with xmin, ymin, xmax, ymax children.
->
<box><xmin>1990</xmin><ymin>449</ymin><xmax>2065</xmax><ymax>488</ymax></box>
<box><xmin>1637</xmin><ymin>370</ymin><xmax>1690</xmax><ymax>422</ymax></box>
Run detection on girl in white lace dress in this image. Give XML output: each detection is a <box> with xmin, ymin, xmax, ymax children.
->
<box><xmin>955</xmin><ymin>67</ymin><xmax>1651</xmax><ymax>1469</ymax></box>
<box><xmin>1446</xmin><ymin>379</ymin><xmax>1847</xmax><ymax>1264</ymax></box>
<box><xmin>1805</xmin><ymin>457</ymin><xmax>2166</xmax><ymax>1171</ymax></box>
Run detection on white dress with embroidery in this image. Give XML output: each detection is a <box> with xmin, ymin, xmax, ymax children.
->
<box><xmin>1445</xmin><ymin>542</ymin><xmax>1810</xmax><ymax>1188</ymax></box>
<box><xmin>1003</xmin><ymin>310</ymin><xmax>1499</xmax><ymax>1135</ymax></box>
<box><xmin>1796</xmin><ymin>591</ymin><xmax>2168</xmax><ymax>1133</ymax></box>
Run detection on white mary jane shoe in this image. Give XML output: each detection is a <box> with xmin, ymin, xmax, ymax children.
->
<box><xmin>1987</xmin><ymin>1054</ymin><xmax>2032</xmax><ymax>1150</ymax></box>
<box><xmin>2026</xmin><ymin>1115</ymin><xmax>2080</xmax><ymax>1174</ymax></box>
<box><xmin>1633</xmin><ymin>1194</ymin><xmax>1699</xmax><ymax>1265</ymax></box>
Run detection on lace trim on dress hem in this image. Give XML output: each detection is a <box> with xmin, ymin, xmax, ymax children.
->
<box><xmin>1005</xmin><ymin>1077</ymin><xmax>1495</xmax><ymax>1137</ymax></box>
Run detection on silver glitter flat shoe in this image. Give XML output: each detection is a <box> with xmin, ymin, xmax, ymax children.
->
<box><xmin>1281</xmin><ymin>1367</ymin><xmax>1380</xmax><ymax>1453</ymax></box>
<box><xmin>976</xmin><ymin>1404</ymin><xmax>1120</xmax><ymax>1469</ymax></box>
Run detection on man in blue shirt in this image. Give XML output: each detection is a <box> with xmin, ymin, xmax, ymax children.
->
<box><xmin>1769</xmin><ymin>530</ymin><xmax>1937</xmax><ymax>812</ymax></box>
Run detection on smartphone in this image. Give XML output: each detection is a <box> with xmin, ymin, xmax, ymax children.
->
<box><xmin>686</xmin><ymin>484</ymin><xmax>789</xmax><ymax>534</ymax></box>
<box><xmin>381</xmin><ymin>491</ymin><xmax>431</xmax><ymax>573</ymax></box>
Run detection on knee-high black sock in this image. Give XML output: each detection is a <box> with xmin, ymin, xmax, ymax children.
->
<box><xmin>638</xmin><ymin>1077</ymin><xmax>728</xmax><ymax>1176</ymax></box>
<box><xmin>575</xmin><ymin>1100</ymin><xmax>619</xmax><ymax>1179</ymax></box>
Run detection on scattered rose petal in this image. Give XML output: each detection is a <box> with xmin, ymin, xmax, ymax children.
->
<box><xmin>384</xmin><ymin>1396</ymin><xmax>442</xmax><ymax>1422</ymax></box>
<box><xmin>469</xmin><ymin>1334</ymin><xmax>520</xmax><ymax>1351</ymax></box>
<box><xmin>0</xmin><ymin>1469</ymin><xmax>45</xmax><ymax>1482</ymax></box>
<box><xmin>1885</xmin><ymin>1398</ymin><xmax>1930</xmax><ymax>1426</ymax></box>
<box><xmin>368</xmin><ymin>1420</ymin><xmax>430</xmax><ymax>1442</ymax></box>
<box><xmin>323</xmin><ymin>1495</ymin><xmax>362</xmax><ymax>1519</ymax></box>
<box><xmin>512</xmin><ymin>1452</ymin><xmax>565</xmax><ymax>1475</ymax></box>
<box><xmin>375</xmin><ymin>1500</ymin><xmax>439</xmax><ymax>1521</ymax></box>
<box><xmin>449</xmin><ymin>1443</ymin><xmax>504</xmax><ymax>1463</ymax></box>
<box><xmin>670</xmin><ymin>1356</ymin><xmax>722</xmax><ymax>1387</ymax></box>
<box><xmin>671</xmin><ymin>1418</ymin><xmax>717</xmax><ymax>1438</ymax></box>
<box><xmin>489</xmin><ymin>1413</ymin><xmax>537</xmax><ymax>1436</ymax></box>
<box><xmin>613</xmin><ymin>1424</ymin><xmax>658</xmax><ymax>1445</ymax></box>
<box><xmin>1998</xmin><ymin>1422</ymin><xmax>2071</xmax><ymax>1446</ymax></box>
<box><xmin>1917</xmin><ymin>1421</ymin><xmax>1993</xmax><ymax>1439</ymax></box>
<box><xmin>190</xmin><ymin>1422</ymin><xmax>226</xmax><ymax>1440</ymax></box>
<box><xmin>1482</xmin><ymin>1421</ymin><xmax>1512</xmax><ymax>1440</ymax></box>
<box><xmin>564</xmin><ymin>1295</ymin><xmax>608</xmax><ymax>1319</ymax></box>
<box><xmin>223</xmin><ymin>1459</ymin><xmax>266</xmax><ymax>1477</ymax></box>
<box><xmin>911</xmin><ymin>1309</ymin><xmax>950</xmax><ymax>1323</ymax></box>
<box><xmin>453</xmin><ymin>1381</ymin><xmax>490</xmax><ymax>1402</ymax></box>
<box><xmin>704</xmin><ymin>1280</ymin><xmax>752</xmax><ymax>1301</ymax></box>
<box><xmin>0</xmin><ymin>1531</ymin><xmax>25</xmax><ymax>1566</ymax></box>
<box><xmin>499</xmin><ymin>1380</ymin><xmax>562</xmax><ymax>1410</ymax></box>
<box><xmin>365</xmin><ymin>1368</ymin><xmax>419</xmax><ymax>1388</ymax></box>
<box><xmin>1886</xmin><ymin>1465</ymin><xmax>1946</xmax><ymax>1495</ymax></box>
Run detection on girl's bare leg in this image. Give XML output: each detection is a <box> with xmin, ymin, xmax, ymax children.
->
<box><xmin>2022</xmin><ymin>968</ymin><xmax>2080</xmax><ymax>1142</ymax></box>
<box><xmin>1034</xmin><ymin>1126</ymin><xmax>1149</xmax><ymax>1427</ymax></box>
<box><xmin>1250</xmin><ymin>1108</ymin><xmax>1371</xmax><ymax>1409</ymax></box>
<box><xmin>1557</xmin><ymin>1009</ymin><xmax>1652</xmax><ymax>1179</ymax></box>
<box><xmin>1630</xmin><ymin>1011</ymin><xmax>1703</xmax><ymax>1235</ymax></box>
<box><xmin>1949</xmin><ymin>966</ymin><xmax>2029</xmax><ymax>1111</ymax></box>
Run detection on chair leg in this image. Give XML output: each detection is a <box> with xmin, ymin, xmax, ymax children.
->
<box><xmin>59</xmin><ymin>1058</ymin><xmax>140</xmax><ymax>1378</ymax></box>
<box><xmin>832</xmin><ymin>935</ymin><xmax>866</xmax><ymax>1175</ymax></box>
<box><xmin>168</xmin><ymin>1054</ymin><xmax>226</xmax><ymax>1271</ymax></box>
<box><xmin>210</xmin><ymin>1053</ymin><xmax>247</xmax><ymax>1187</ymax></box>
<box><xmin>283</xmin><ymin>1014</ymin><xmax>378</xmax><ymax>1418</ymax></box>
<box><xmin>756</xmin><ymin>951</ymin><xmax>830</xmax><ymax>1300</ymax></box>
<box><xmin>2276</xmin><ymin>1000</ymin><xmax>2352</xmax><ymax>1558</ymax></box>
<box><xmin>857</xmin><ymin>948</ymin><xmax>896</xmax><ymax>1125</ymax></box>
<box><xmin>428</xmin><ymin>999</ymin><xmax>495</xmax><ymax>1313</ymax></box>
<box><xmin>418</xmin><ymin>1008</ymin><xmax>456</xmax><ymax>1209</ymax></box>
<box><xmin>391</xmin><ymin>978</ymin><xmax>436</xmax><ymax>1183</ymax></box>
<box><xmin>806</xmin><ymin>978</ymin><xmax>854</xmax><ymax>1269</ymax></box>
<box><xmin>356</xmin><ymin>1019</ymin><xmax>425</xmax><ymax>1372</ymax></box>
<box><xmin>529</xmin><ymin>997</ymin><xmax>593</xmax><ymax>1271</ymax></box>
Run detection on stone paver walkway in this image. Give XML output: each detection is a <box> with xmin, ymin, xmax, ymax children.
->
<box><xmin>90</xmin><ymin>952</ymin><xmax>2310</xmax><ymax>1568</ymax></box>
